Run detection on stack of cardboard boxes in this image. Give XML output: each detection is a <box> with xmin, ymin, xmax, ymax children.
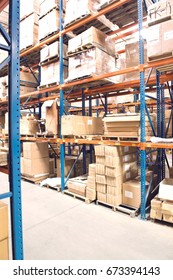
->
<box><xmin>86</xmin><ymin>163</ymin><xmax>97</xmax><ymax>201</ymax></box>
<box><xmin>0</xmin><ymin>202</ymin><xmax>9</xmax><ymax>260</ymax></box>
<box><xmin>21</xmin><ymin>142</ymin><xmax>50</xmax><ymax>180</ymax></box>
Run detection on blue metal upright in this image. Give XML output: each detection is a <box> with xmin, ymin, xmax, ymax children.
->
<box><xmin>59</xmin><ymin>0</ymin><xmax>65</xmax><ymax>190</ymax></box>
<box><xmin>161</xmin><ymin>84</ymin><xmax>165</xmax><ymax>179</ymax></box>
<box><xmin>137</xmin><ymin>0</ymin><xmax>146</xmax><ymax>220</ymax></box>
<box><xmin>8</xmin><ymin>0</ymin><xmax>23</xmax><ymax>259</ymax></box>
<box><xmin>82</xmin><ymin>90</ymin><xmax>87</xmax><ymax>174</ymax></box>
<box><xmin>156</xmin><ymin>70</ymin><xmax>162</xmax><ymax>183</ymax></box>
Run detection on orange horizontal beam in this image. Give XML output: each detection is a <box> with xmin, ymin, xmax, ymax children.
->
<box><xmin>0</xmin><ymin>0</ymin><xmax>8</xmax><ymax>12</ymax></box>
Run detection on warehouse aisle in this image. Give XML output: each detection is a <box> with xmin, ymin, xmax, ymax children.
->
<box><xmin>1</xmin><ymin>172</ymin><xmax>173</xmax><ymax>260</ymax></box>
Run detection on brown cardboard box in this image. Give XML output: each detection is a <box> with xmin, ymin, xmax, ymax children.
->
<box><xmin>96</xmin><ymin>156</ymin><xmax>105</xmax><ymax>164</ymax></box>
<box><xmin>49</xmin><ymin>158</ymin><xmax>55</xmax><ymax>176</ymax></box>
<box><xmin>123</xmin><ymin>180</ymin><xmax>142</xmax><ymax>208</ymax></box>
<box><xmin>96</xmin><ymin>183</ymin><xmax>107</xmax><ymax>193</ymax></box>
<box><xmin>162</xmin><ymin>19</ymin><xmax>173</xmax><ymax>53</ymax></box>
<box><xmin>87</xmin><ymin>176</ymin><xmax>96</xmax><ymax>190</ymax></box>
<box><xmin>169</xmin><ymin>167</ymin><xmax>173</xmax><ymax>178</ymax></box>
<box><xmin>151</xmin><ymin>197</ymin><xmax>162</xmax><ymax>210</ymax></box>
<box><xmin>40</xmin><ymin>41</ymin><xmax>67</xmax><ymax>63</ymax></box>
<box><xmin>39</xmin><ymin>9</ymin><xmax>60</xmax><ymax>40</ymax></box>
<box><xmin>86</xmin><ymin>188</ymin><xmax>96</xmax><ymax>201</ymax></box>
<box><xmin>0</xmin><ymin>152</ymin><xmax>8</xmax><ymax>166</ymax></box>
<box><xmin>88</xmin><ymin>164</ymin><xmax>96</xmax><ymax>177</ymax></box>
<box><xmin>95</xmin><ymin>145</ymin><xmax>105</xmax><ymax>156</ymax></box>
<box><xmin>40</xmin><ymin>0</ymin><xmax>66</xmax><ymax>18</ymax></box>
<box><xmin>147</xmin><ymin>24</ymin><xmax>162</xmax><ymax>58</ymax></box>
<box><xmin>162</xmin><ymin>201</ymin><xmax>173</xmax><ymax>215</ymax></box>
<box><xmin>105</xmin><ymin>166</ymin><xmax>122</xmax><ymax>177</ymax></box>
<box><xmin>96</xmin><ymin>164</ymin><xmax>105</xmax><ymax>175</ymax></box>
<box><xmin>122</xmin><ymin>162</ymin><xmax>138</xmax><ymax>182</ymax></box>
<box><xmin>106</xmin><ymin>176</ymin><xmax>122</xmax><ymax>187</ymax></box>
<box><xmin>105</xmin><ymin>156</ymin><xmax>121</xmax><ymax>167</ymax></box>
<box><xmin>147</xmin><ymin>0</ymin><xmax>173</xmax><ymax>25</ymax></box>
<box><xmin>150</xmin><ymin>209</ymin><xmax>162</xmax><ymax>220</ymax></box>
<box><xmin>40</xmin><ymin>61</ymin><xmax>68</xmax><ymax>86</ymax></box>
<box><xmin>67</xmin><ymin>178</ymin><xmax>87</xmax><ymax>197</ymax></box>
<box><xmin>44</xmin><ymin>100</ymin><xmax>60</xmax><ymax>135</ymax></box>
<box><xmin>107</xmin><ymin>185</ymin><xmax>122</xmax><ymax>196</ymax></box>
<box><xmin>0</xmin><ymin>238</ymin><xmax>9</xmax><ymax>260</ymax></box>
<box><xmin>96</xmin><ymin>174</ymin><xmax>106</xmax><ymax>184</ymax></box>
<box><xmin>62</xmin><ymin>115</ymin><xmax>103</xmax><ymax>136</ymax></box>
<box><xmin>107</xmin><ymin>194</ymin><xmax>122</xmax><ymax>206</ymax></box>
<box><xmin>56</xmin><ymin>158</ymin><xmax>75</xmax><ymax>178</ymax></box>
<box><xmin>97</xmin><ymin>192</ymin><xmax>107</xmax><ymax>203</ymax></box>
<box><xmin>68</xmin><ymin>26</ymin><xmax>115</xmax><ymax>56</ymax></box>
<box><xmin>23</xmin><ymin>142</ymin><xmax>49</xmax><ymax>159</ymax></box>
<box><xmin>0</xmin><ymin>202</ymin><xmax>8</xmax><ymax>241</ymax></box>
<box><xmin>20</xmin><ymin>0</ymin><xmax>40</xmax><ymax>19</ymax></box>
<box><xmin>21</xmin><ymin>157</ymin><xmax>49</xmax><ymax>177</ymax></box>
<box><xmin>163</xmin><ymin>214</ymin><xmax>173</xmax><ymax>223</ymax></box>
<box><xmin>20</xmin><ymin>13</ymin><xmax>39</xmax><ymax>50</ymax></box>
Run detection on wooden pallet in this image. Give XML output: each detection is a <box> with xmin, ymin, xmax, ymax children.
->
<box><xmin>67</xmin><ymin>43</ymin><xmax>115</xmax><ymax>58</ymax></box>
<box><xmin>148</xmin><ymin>14</ymin><xmax>173</xmax><ymax>27</ymax></box>
<box><xmin>21</xmin><ymin>175</ymin><xmax>49</xmax><ymax>184</ymax></box>
<box><xmin>38</xmin><ymin>82</ymin><xmax>59</xmax><ymax>90</ymax></box>
<box><xmin>62</xmin><ymin>134</ymin><xmax>102</xmax><ymax>140</ymax></box>
<box><xmin>36</xmin><ymin>132</ymin><xmax>58</xmax><ymax>138</ymax></box>
<box><xmin>98</xmin><ymin>0</ymin><xmax>118</xmax><ymax>10</ymax></box>
<box><xmin>39</xmin><ymin>30</ymin><xmax>60</xmax><ymax>43</ymax></box>
<box><xmin>20</xmin><ymin>44</ymin><xmax>34</xmax><ymax>53</ymax></box>
<box><xmin>40</xmin><ymin>55</ymin><xmax>59</xmax><ymax>66</ymax></box>
<box><xmin>96</xmin><ymin>200</ymin><xmax>138</xmax><ymax>217</ymax></box>
<box><xmin>43</xmin><ymin>183</ymin><xmax>61</xmax><ymax>192</ymax></box>
<box><xmin>102</xmin><ymin>135</ymin><xmax>151</xmax><ymax>142</ymax></box>
<box><xmin>150</xmin><ymin>218</ymin><xmax>173</xmax><ymax>227</ymax></box>
<box><xmin>65</xmin><ymin>75</ymin><xmax>113</xmax><ymax>89</ymax></box>
<box><xmin>63</xmin><ymin>190</ymin><xmax>95</xmax><ymax>204</ymax></box>
<box><xmin>148</xmin><ymin>51</ymin><xmax>173</xmax><ymax>63</ymax></box>
<box><xmin>64</xmin><ymin>14</ymin><xmax>90</xmax><ymax>28</ymax></box>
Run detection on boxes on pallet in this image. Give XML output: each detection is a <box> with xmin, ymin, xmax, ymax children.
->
<box><xmin>96</xmin><ymin>164</ymin><xmax>105</xmax><ymax>175</ymax></box>
<box><xmin>21</xmin><ymin>157</ymin><xmax>49</xmax><ymax>178</ymax></box>
<box><xmin>0</xmin><ymin>238</ymin><xmax>9</xmax><ymax>260</ymax></box>
<box><xmin>147</xmin><ymin>0</ymin><xmax>173</xmax><ymax>26</ymax></box>
<box><xmin>106</xmin><ymin>175</ymin><xmax>122</xmax><ymax>187</ymax></box>
<box><xmin>20</xmin><ymin>13</ymin><xmax>39</xmax><ymax>50</ymax></box>
<box><xmin>151</xmin><ymin>197</ymin><xmax>162</xmax><ymax>210</ymax></box>
<box><xmin>88</xmin><ymin>163</ymin><xmax>96</xmax><ymax>177</ymax></box>
<box><xmin>158</xmin><ymin>178</ymin><xmax>173</xmax><ymax>201</ymax></box>
<box><xmin>163</xmin><ymin>214</ymin><xmax>173</xmax><ymax>223</ymax></box>
<box><xmin>67</xmin><ymin>177</ymin><xmax>87</xmax><ymax>196</ymax></box>
<box><xmin>107</xmin><ymin>185</ymin><xmax>121</xmax><ymax>196</ymax></box>
<box><xmin>96</xmin><ymin>174</ymin><xmax>106</xmax><ymax>185</ymax></box>
<box><xmin>105</xmin><ymin>166</ymin><xmax>122</xmax><ymax>177</ymax></box>
<box><xmin>0</xmin><ymin>201</ymin><xmax>9</xmax><ymax>260</ymax></box>
<box><xmin>40</xmin><ymin>61</ymin><xmax>68</xmax><ymax>86</ymax></box>
<box><xmin>147</xmin><ymin>20</ymin><xmax>173</xmax><ymax>59</ymax></box>
<box><xmin>97</xmin><ymin>192</ymin><xmax>107</xmax><ymax>203</ymax></box>
<box><xmin>86</xmin><ymin>188</ymin><xmax>96</xmax><ymax>200</ymax></box>
<box><xmin>95</xmin><ymin>145</ymin><xmax>105</xmax><ymax>156</ymax></box>
<box><xmin>96</xmin><ymin>156</ymin><xmax>105</xmax><ymax>164</ymax></box>
<box><xmin>49</xmin><ymin>158</ymin><xmax>55</xmax><ymax>176</ymax></box>
<box><xmin>40</xmin><ymin>0</ymin><xmax>66</xmax><ymax>18</ymax></box>
<box><xmin>23</xmin><ymin>142</ymin><xmax>49</xmax><ymax>159</ymax></box>
<box><xmin>65</xmin><ymin>0</ymin><xmax>100</xmax><ymax>26</ymax></box>
<box><xmin>87</xmin><ymin>176</ymin><xmax>96</xmax><ymax>190</ymax></box>
<box><xmin>42</xmin><ymin>99</ymin><xmax>60</xmax><ymax>135</ymax></box>
<box><xmin>68</xmin><ymin>26</ymin><xmax>115</xmax><ymax>56</ymax></box>
<box><xmin>0</xmin><ymin>152</ymin><xmax>8</xmax><ymax>166</ymax></box>
<box><xmin>162</xmin><ymin>201</ymin><xmax>173</xmax><ymax>215</ymax></box>
<box><xmin>57</xmin><ymin>158</ymin><xmax>75</xmax><ymax>178</ymax></box>
<box><xmin>96</xmin><ymin>183</ymin><xmax>107</xmax><ymax>193</ymax></box>
<box><xmin>150</xmin><ymin>209</ymin><xmax>163</xmax><ymax>220</ymax></box>
<box><xmin>122</xmin><ymin>162</ymin><xmax>138</xmax><ymax>182</ymax></box>
<box><xmin>39</xmin><ymin>9</ymin><xmax>60</xmax><ymax>41</ymax></box>
<box><xmin>20</xmin><ymin>0</ymin><xmax>40</xmax><ymax>20</ymax></box>
<box><xmin>61</xmin><ymin>115</ymin><xmax>103</xmax><ymax>136</ymax></box>
<box><xmin>107</xmin><ymin>194</ymin><xmax>122</xmax><ymax>206</ymax></box>
<box><xmin>67</xmin><ymin>47</ymin><xmax>117</xmax><ymax>83</ymax></box>
<box><xmin>40</xmin><ymin>41</ymin><xmax>67</xmax><ymax>63</ymax></box>
<box><xmin>169</xmin><ymin>167</ymin><xmax>173</xmax><ymax>178</ymax></box>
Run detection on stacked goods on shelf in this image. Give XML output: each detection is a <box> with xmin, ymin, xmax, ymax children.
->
<box><xmin>39</xmin><ymin>0</ymin><xmax>66</xmax><ymax>18</ymax></box>
<box><xmin>86</xmin><ymin>163</ymin><xmax>97</xmax><ymax>201</ymax></box>
<box><xmin>94</xmin><ymin>145</ymin><xmax>138</xmax><ymax>207</ymax></box>
<box><xmin>0</xmin><ymin>76</ymin><xmax>7</xmax><ymax>99</ymax></box>
<box><xmin>147</xmin><ymin>0</ymin><xmax>173</xmax><ymax>63</ymax></box>
<box><xmin>0</xmin><ymin>35</ymin><xmax>8</xmax><ymax>67</ymax></box>
<box><xmin>103</xmin><ymin>113</ymin><xmax>156</xmax><ymax>139</ymax></box>
<box><xmin>0</xmin><ymin>113</ymin><xmax>5</xmax><ymax>133</ymax></box>
<box><xmin>67</xmin><ymin>176</ymin><xmax>87</xmax><ymax>196</ymax></box>
<box><xmin>165</xmin><ymin>109</ymin><xmax>172</xmax><ymax>137</ymax></box>
<box><xmin>66</xmin><ymin>27</ymin><xmax>120</xmax><ymax>83</ymax></box>
<box><xmin>21</xmin><ymin>142</ymin><xmax>50</xmax><ymax>180</ymax></box>
<box><xmin>4</xmin><ymin>113</ymin><xmax>39</xmax><ymax>136</ymax></box>
<box><xmin>40</xmin><ymin>42</ymin><xmax>68</xmax><ymax>87</ymax></box>
<box><xmin>65</xmin><ymin>0</ymin><xmax>101</xmax><ymax>26</ymax></box>
<box><xmin>61</xmin><ymin>115</ymin><xmax>104</xmax><ymax>136</ymax></box>
<box><xmin>0</xmin><ymin>151</ymin><xmax>8</xmax><ymax>166</ymax></box>
<box><xmin>0</xmin><ymin>202</ymin><xmax>9</xmax><ymax>260</ymax></box>
<box><xmin>20</xmin><ymin>0</ymin><xmax>40</xmax><ymax>50</ymax></box>
<box><xmin>150</xmin><ymin>178</ymin><xmax>173</xmax><ymax>223</ymax></box>
<box><xmin>125</xmin><ymin>40</ymin><xmax>155</xmax><ymax>81</ymax></box>
<box><xmin>42</xmin><ymin>99</ymin><xmax>60</xmax><ymax>135</ymax></box>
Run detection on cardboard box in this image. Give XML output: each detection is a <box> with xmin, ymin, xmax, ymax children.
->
<box><xmin>106</xmin><ymin>176</ymin><xmax>122</xmax><ymax>187</ymax></box>
<box><xmin>20</xmin><ymin>0</ymin><xmax>40</xmax><ymax>19</ymax></box>
<box><xmin>67</xmin><ymin>178</ymin><xmax>87</xmax><ymax>196</ymax></box>
<box><xmin>96</xmin><ymin>156</ymin><xmax>105</xmax><ymax>164</ymax></box>
<box><xmin>39</xmin><ymin>9</ymin><xmax>60</xmax><ymax>40</ymax></box>
<box><xmin>150</xmin><ymin>209</ymin><xmax>162</xmax><ymax>220</ymax></box>
<box><xmin>105</xmin><ymin>166</ymin><xmax>122</xmax><ymax>177</ymax></box>
<box><xmin>162</xmin><ymin>201</ymin><xmax>173</xmax><ymax>215</ymax></box>
<box><xmin>68</xmin><ymin>26</ymin><xmax>115</xmax><ymax>56</ymax></box>
<box><xmin>96</xmin><ymin>164</ymin><xmax>105</xmax><ymax>175</ymax></box>
<box><xmin>151</xmin><ymin>197</ymin><xmax>162</xmax><ymax>210</ymax></box>
<box><xmin>87</xmin><ymin>176</ymin><xmax>96</xmax><ymax>190</ymax></box>
<box><xmin>40</xmin><ymin>41</ymin><xmax>67</xmax><ymax>63</ymax></box>
<box><xmin>88</xmin><ymin>163</ymin><xmax>96</xmax><ymax>177</ymax></box>
<box><xmin>107</xmin><ymin>185</ymin><xmax>122</xmax><ymax>196</ymax></box>
<box><xmin>43</xmin><ymin>100</ymin><xmax>60</xmax><ymax>135</ymax></box>
<box><xmin>86</xmin><ymin>188</ymin><xmax>96</xmax><ymax>201</ymax></box>
<box><xmin>147</xmin><ymin>0</ymin><xmax>173</xmax><ymax>25</ymax></box>
<box><xmin>158</xmin><ymin>178</ymin><xmax>173</xmax><ymax>201</ymax></box>
<box><xmin>107</xmin><ymin>194</ymin><xmax>122</xmax><ymax>206</ymax></box>
<box><xmin>49</xmin><ymin>158</ymin><xmax>55</xmax><ymax>176</ymax></box>
<box><xmin>123</xmin><ymin>180</ymin><xmax>142</xmax><ymax>208</ymax></box>
<box><xmin>67</xmin><ymin>47</ymin><xmax>118</xmax><ymax>83</ymax></box>
<box><xmin>97</xmin><ymin>192</ymin><xmax>107</xmax><ymax>203</ymax></box>
<box><xmin>5</xmin><ymin>114</ymin><xmax>39</xmax><ymax>135</ymax></box>
<box><xmin>169</xmin><ymin>167</ymin><xmax>173</xmax><ymax>178</ymax></box>
<box><xmin>40</xmin><ymin>0</ymin><xmax>66</xmax><ymax>18</ymax></box>
<box><xmin>122</xmin><ymin>162</ymin><xmax>138</xmax><ymax>182</ymax></box>
<box><xmin>0</xmin><ymin>152</ymin><xmax>8</xmax><ymax>166</ymax></box>
<box><xmin>105</xmin><ymin>156</ymin><xmax>121</xmax><ymax>167</ymax></box>
<box><xmin>21</xmin><ymin>157</ymin><xmax>49</xmax><ymax>177</ymax></box>
<box><xmin>163</xmin><ymin>214</ymin><xmax>173</xmax><ymax>223</ymax></box>
<box><xmin>40</xmin><ymin>61</ymin><xmax>68</xmax><ymax>86</ymax></box>
<box><xmin>162</xmin><ymin>19</ymin><xmax>173</xmax><ymax>53</ymax></box>
<box><xmin>95</xmin><ymin>145</ymin><xmax>105</xmax><ymax>156</ymax></box>
<box><xmin>105</xmin><ymin>145</ymin><xmax>136</xmax><ymax>156</ymax></box>
<box><xmin>0</xmin><ymin>239</ymin><xmax>9</xmax><ymax>260</ymax></box>
<box><xmin>147</xmin><ymin>24</ymin><xmax>162</xmax><ymax>58</ymax></box>
<box><xmin>57</xmin><ymin>158</ymin><xmax>75</xmax><ymax>178</ymax></box>
<box><xmin>20</xmin><ymin>13</ymin><xmax>39</xmax><ymax>50</ymax></box>
<box><xmin>96</xmin><ymin>183</ymin><xmax>107</xmax><ymax>193</ymax></box>
<box><xmin>61</xmin><ymin>115</ymin><xmax>103</xmax><ymax>136</ymax></box>
<box><xmin>96</xmin><ymin>174</ymin><xmax>106</xmax><ymax>184</ymax></box>
<box><xmin>0</xmin><ymin>202</ymin><xmax>8</xmax><ymax>241</ymax></box>
<box><xmin>23</xmin><ymin>142</ymin><xmax>49</xmax><ymax>159</ymax></box>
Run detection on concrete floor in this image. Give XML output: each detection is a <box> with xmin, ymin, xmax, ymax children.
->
<box><xmin>1</xmin><ymin>172</ymin><xmax>173</xmax><ymax>260</ymax></box>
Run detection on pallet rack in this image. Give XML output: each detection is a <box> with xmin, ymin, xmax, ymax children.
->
<box><xmin>1</xmin><ymin>0</ymin><xmax>173</xmax><ymax>259</ymax></box>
